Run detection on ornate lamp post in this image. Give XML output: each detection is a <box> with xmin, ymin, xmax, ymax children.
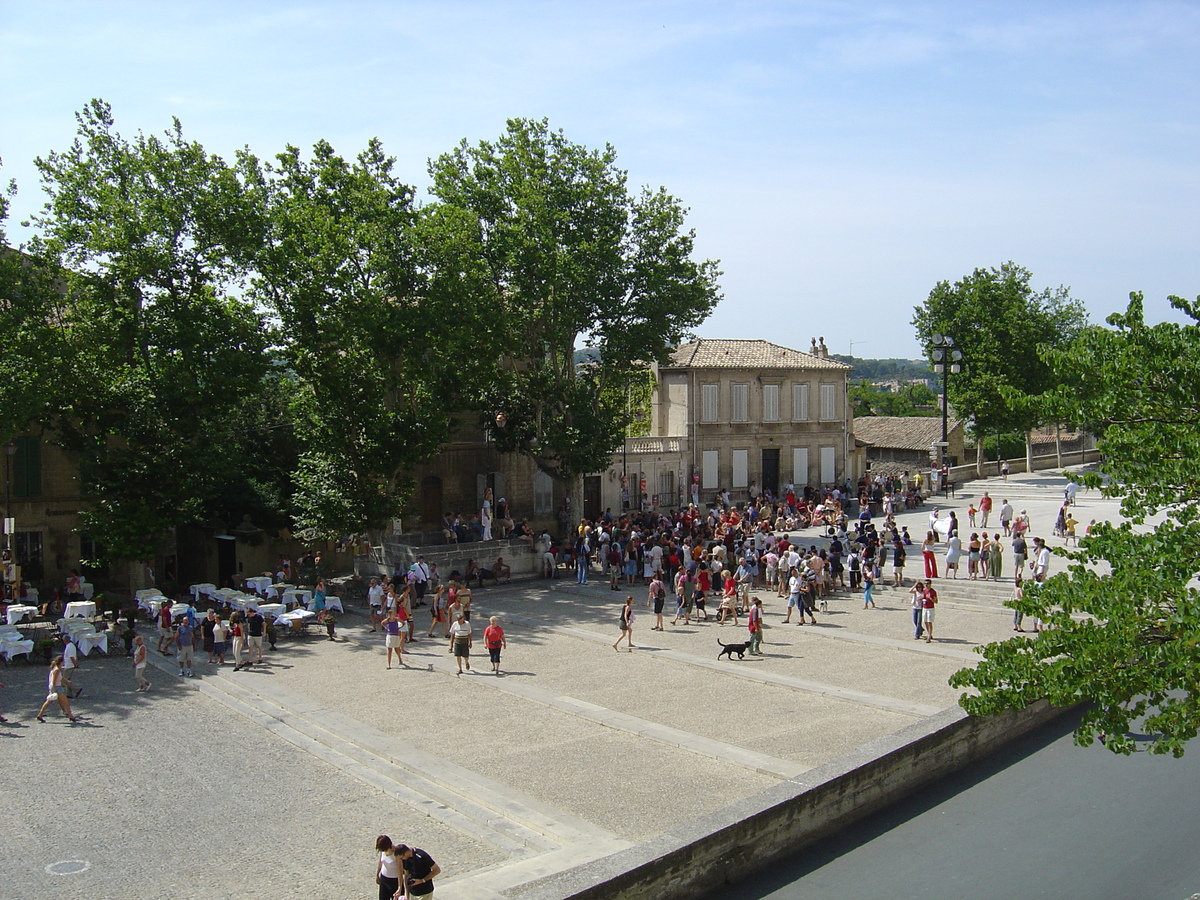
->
<box><xmin>930</xmin><ymin>335</ymin><xmax>962</xmax><ymax>493</ymax></box>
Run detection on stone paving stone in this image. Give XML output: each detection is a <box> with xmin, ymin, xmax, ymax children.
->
<box><xmin>0</xmin><ymin>655</ymin><xmax>503</xmax><ymax>900</ymax></box>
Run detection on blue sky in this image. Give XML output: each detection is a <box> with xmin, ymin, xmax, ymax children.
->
<box><xmin>2</xmin><ymin>1</ymin><xmax>1197</xmax><ymax>358</ymax></box>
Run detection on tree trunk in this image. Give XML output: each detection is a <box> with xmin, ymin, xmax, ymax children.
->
<box><xmin>569</xmin><ymin>474</ymin><xmax>584</xmax><ymax>536</ymax></box>
<box><xmin>976</xmin><ymin>434</ymin><xmax>985</xmax><ymax>478</ymax></box>
<box><xmin>1055</xmin><ymin>423</ymin><xmax>1063</xmax><ymax>468</ymax></box>
<box><xmin>1025</xmin><ymin>430</ymin><xmax>1035</xmax><ymax>475</ymax></box>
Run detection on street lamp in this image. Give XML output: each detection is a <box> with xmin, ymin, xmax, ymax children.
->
<box><xmin>930</xmin><ymin>335</ymin><xmax>962</xmax><ymax>493</ymax></box>
<box><xmin>4</xmin><ymin>441</ymin><xmax>15</xmax><ymax>552</ymax></box>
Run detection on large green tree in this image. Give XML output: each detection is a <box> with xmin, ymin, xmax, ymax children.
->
<box><xmin>426</xmin><ymin>118</ymin><xmax>722</xmax><ymax>483</ymax></box>
<box><xmin>951</xmin><ymin>292</ymin><xmax>1200</xmax><ymax>756</ymax></box>
<box><xmin>28</xmin><ymin>100</ymin><xmax>274</xmax><ymax>562</ymax></box>
<box><xmin>250</xmin><ymin>138</ymin><xmax>475</xmax><ymax>537</ymax></box>
<box><xmin>912</xmin><ymin>262</ymin><xmax>1087</xmax><ymax>469</ymax></box>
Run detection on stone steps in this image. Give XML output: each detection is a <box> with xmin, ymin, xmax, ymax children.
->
<box><xmin>194</xmin><ymin>669</ymin><xmax>624</xmax><ymax>855</ymax></box>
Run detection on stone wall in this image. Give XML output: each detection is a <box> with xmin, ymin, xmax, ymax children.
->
<box><xmin>508</xmin><ymin>700</ymin><xmax>1071</xmax><ymax>900</ymax></box>
<box><xmin>355</xmin><ymin>536</ymin><xmax>544</xmax><ymax>582</ymax></box>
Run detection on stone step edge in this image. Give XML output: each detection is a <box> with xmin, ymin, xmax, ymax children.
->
<box><xmin>194</xmin><ymin>674</ymin><xmax>548</xmax><ymax>856</ymax></box>
<box><xmin>208</xmin><ymin>667</ymin><xmax>617</xmax><ymax>850</ymax></box>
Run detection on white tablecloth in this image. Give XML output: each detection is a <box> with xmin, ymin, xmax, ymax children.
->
<box><xmin>257</xmin><ymin>603</ymin><xmax>283</xmax><ymax>619</ymax></box>
<box><xmin>65</xmin><ymin>601</ymin><xmax>97</xmax><ymax>618</ymax></box>
<box><xmin>189</xmin><ymin>583</ymin><xmax>217</xmax><ymax>603</ymax></box>
<box><xmin>81</xmin><ymin>582</ymin><xmax>94</xmax><ymax>600</ymax></box>
<box><xmin>0</xmin><ymin>636</ymin><xmax>34</xmax><ymax>661</ymax></box>
<box><xmin>229</xmin><ymin>594</ymin><xmax>261</xmax><ymax>611</ymax></box>
<box><xmin>306</xmin><ymin>596</ymin><xmax>343</xmax><ymax>614</ymax></box>
<box><xmin>282</xmin><ymin>589</ymin><xmax>313</xmax><ymax>608</ymax></box>
<box><xmin>269</xmin><ymin>583</ymin><xmax>295</xmax><ymax>600</ymax></box>
<box><xmin>274</xmin><ymin>609</ymin><xmax>316</xmax><ymax>628</ymax></box>
<box><xmin>245</xmin><ymin>576</ymin><xmax>272</xmax><ymax>596</ymax></box>
<box><xmin>5</xmin><ymin>605</ymin><xmax>37</xmax><ymax>625</ymax></box>
<box><xmin>138</xmin><ymin>592</ymin><xmax>168</xmax><ymax>613</ymax></box>
<box><xmin>76</xmin><ymin>631</ymin><xmax>109</xmax><ymax>655</ymax></box>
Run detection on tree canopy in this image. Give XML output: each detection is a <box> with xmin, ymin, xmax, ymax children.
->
<box><xmin>25</xmin><ymin>100</ymin><xmax>274</xmax><ymax>561</ymax></box>
<box><xmin>426</xmin><ymin>118</ymin><xmax>721</xmax><ymax>480</ymax></box>
<box><xmin>950</xmin><ymin>292</ymin><xmax>1200</xmax><ymax>756</ymax></box>
<box><xmin>4</xmin><ymin>104</ymin><xmax>721</xmax><ymax>560</ymax></box>
<box><xmin>912</xmin><ymin>262</ymin><xmax>1087</xmax><ymax>437</ymax></box>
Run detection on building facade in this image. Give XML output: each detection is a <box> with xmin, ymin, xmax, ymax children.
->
<box><xmin>601</xmin><ymin>339</ymin><xmax>856</xmax><ymax>513</ymax></box>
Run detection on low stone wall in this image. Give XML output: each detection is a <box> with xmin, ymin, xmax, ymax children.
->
<box><xmin>948</xmin><ymin>448</ymin><xmax>1099</xmax><ymax>485</ymax></box>
<box><xmin>354</xmin><ymin>536</ymin><xmax>542</xmax><ymax>581</ymax></box>
<box><xmin>510</xmin><ymin>701</ymin><xmax>1070</xmax><ymax>900</ymax></box>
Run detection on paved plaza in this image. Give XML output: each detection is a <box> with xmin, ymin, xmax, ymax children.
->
<box><xmin>0</xmin><ymin>468</ymin><xmax>1118</xmax><ymax>900</ymax></box>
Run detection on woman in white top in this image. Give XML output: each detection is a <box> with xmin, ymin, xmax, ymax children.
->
<box><xmin>133</xmin><ymin>635</ymin><xmax>151</xmax><ymax>691</ymax></box>
<box><xmin>375</xmin><ymin>834</ymin><xmax>400</xmax><ymax>900</ymax></box>
<box><xmin>449</xmin><ymin>612</ymin><xmax>473</xmax><ymax>674</ymax></box>
<box><xmin>37</xmin><ymin>656</ymin><xmax>78</xmax><ymax>723</ymax></box>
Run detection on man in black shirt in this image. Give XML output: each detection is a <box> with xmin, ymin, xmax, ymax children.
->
<box><xmin>397</xmin><ymin>845</ymin><xmax>440</xmax><ymax>896</ymax></box>
<box><xmin>245</xmin><ymin>607</ymin><xmax>265</xmax><ymax>666</ymax></box>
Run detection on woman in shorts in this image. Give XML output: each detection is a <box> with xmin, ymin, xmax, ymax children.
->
<box><xmin>36</xmin><ymin>656</ymin><xmax>78</xmax><ymax>723</ymax></box>
<box><xmin>449</xmin><ymin>611</ymin><xmax>472</xmax><ymax>674</ymax></box>
<box><xmin>210</xmin><ymin>614</ymin><xmax>229</xmax><ymax>666</ymax></box>
<box><xmin>383</xmin><ymin>608</ymin><xmax>403</xmax><ymax>668</ymax></box>
<box><xmin>613</xmin><ymin>596</ymin><xmax>635</xmax><ymax>651</ymax></box>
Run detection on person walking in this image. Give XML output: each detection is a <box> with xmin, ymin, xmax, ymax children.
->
<box><xmin>862</xmin><ymin>564</ymin><xmax>877</xmax><ymax>609</ymax></box>
<box><xmin>613</xmin><ymin>595</ymin><xmax>635</xmax><ymax>651</ymax></box>
<box><xmin>484</xmin><ymin>616</ymin><xmax>506</xmax><ymax>674</ymax></box>
<box><xmin>1011</xmin><ymin>575</ymin><xmax>1027</xmax><ymax>632</ymax></box>
<box><xmin>36</xmin><ymin>656</ymin><xmax>79</xmax><ymax>723</ymax></box>
<box><xmin>383</xmin><ymin>608</ymin><xmax>403</xmax><ymax>669</ymax></box>
<box><xmin>979</xmin><ymin>491</ymin><xmax>993</xmax><ymax>528</ymax></box>
<box><xmin>61</xmin><ymin>634</ymin><xmax>82</xmax><ymax>698</ymax></box>
<box><xmin>909</xmin><ymin>580</ymin><xmax>926</xmax><ymax>640</ymax></box>
<box><xmin>1012</xmin><ymin>532</ymin><xmax>1028</xmax><ymax>578</ymax></box>
<box><xmin>132</xmin><ymin>635</ymin><xmax>151</xmax><ymax>691</ymax></box>
<box><xmin>988</xmin><ymin>533</ymin><xmax>1004</xmax><ymax>581</ymax></box>
<box><xmin>246</xmin><ymin>606</ymin><xmax>265</xmax><ymax>665</ymax></box>
<box><xmin>921</xmin><ymin>532</ymin><xmax>940</xmax><ymax>580</ymax></box>
<box><xmin>922</xmin><ymin>581</ymin><xmax>939</xmax><ymax>642</ymax></box>
<box><xmin>210</xmin><ymin>613</ymin><xmax>229</xmax><ymax>666</ymax></box>
<box><xmin>945</xmin><ymin>532</ymin><xmax>962</xmax><ymax>579</ymax></box>
<box><xmin>176</xmin><ymin>613</ymin><xmax>196</xmax><ymax>677</ymax></box>
<box><xmin>449</xmin><ymin>611</ymin><xmax>472</xmax><ymax>674</ymax></box>
<box><xmin>648</xmin><ymin>574</ymin><xmax>666</xmax><ymax>631</ymax></box>
<box><xmin>747</xmin><ymin>597</ymin><xmax>764</xmax><ymax>655</ymax></box>
<box><xmin>229</xmin><ymin>611</ymin><xmax>247</xmax><ymax>671</ymax></box>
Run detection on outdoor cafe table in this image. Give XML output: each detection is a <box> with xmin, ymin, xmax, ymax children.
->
<box><xmin>75</xmin><ymin>629</ymin><xmax>109</xmax><ymax>655</ymax></box>
<box><xmin>244</xmin><ymin>576</ymin><xmax>272</xmax><ymax>596</ymax></box>
<box><xmin>5</xmin><ymin>604</ymin><xmax>37</xmax><ymax>626</ymax></box>
<box><xmin>268</xmin><ymin>583</ymin><xmax>295</xmax><ymax>600</ymax></box>
<box><xmin>281</xmin><ymin>589</ymin><xmax>313</xmax><ymax>608</ymax></box>
<box><xmin>189</xmin><ymin>583</ymin><xmax>217</xmax><ymax>603</ymax></box>
<box><xmin>274</xmin><ymin>609</ymin><xmax>316</xmax><ymax>632</ymax></box>
<box><xmin>80</xmin><ymin>582</ymin><xmax>94</xmax><ymax>600</ymax></box>
<box><xmin>304</xmin><ymin>594</ymin><xmax>343</xmax><ymax>614</ymax></box>
<box><xmin>137</xmin><ymin>592</ymin><xmax>168</xmax><ymax>614</ymax></box>
<box><xmin>0</xmin><ymin>634</ymin><xmax>34</xmax><ymax>662</ymax></box>
<box><xmin>228</xmin><ymin>594</ymin><xmax>261</xmax><ymax>612</ymax></box>
<box><xmin>256</xmin><ymin>603</ymin><xmax>283</xmax><ymax>619</ymax></box>
<box><xmin>64</xmin><ymin>601</ymin><xmax>97</xmax><ymax>618</ymax></box>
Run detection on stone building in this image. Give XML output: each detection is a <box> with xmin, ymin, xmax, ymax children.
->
<box><xmin>852</xmin><ymin>415</ymin><xmax>966</xmax><ymax>474</ymax></box>
<box><xmin>597</xmin><ymin>338</ymin><xmax>856</xmax><ymax>514</ymax></box>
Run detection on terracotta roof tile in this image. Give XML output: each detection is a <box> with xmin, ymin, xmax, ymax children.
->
<box><xmin>667</xmin><ymin>339</ymin><xmax>851</xmax><ymax>371</ymax></box>
<box><xmin>853</xmin><ymin>416</ymin><xmax>962</xmax><ymax>452</ymax></box>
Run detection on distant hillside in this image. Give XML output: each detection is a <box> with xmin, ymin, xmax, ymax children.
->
<box><xmin>833</xmin><ymin>355</ymin><xmax>934</xmax><ymax>386</ymax></box>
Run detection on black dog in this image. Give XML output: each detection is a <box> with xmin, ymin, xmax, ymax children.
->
<box><xmin>717</xmin><ymin>638</ymin><xmax>750</xmax><ymax>660</ymax></box>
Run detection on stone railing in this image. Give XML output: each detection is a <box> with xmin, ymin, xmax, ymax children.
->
<box><xmin>625</xmin><ymin>436</ymin><xmax>686</xmax><ymax>455</ymax></box>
